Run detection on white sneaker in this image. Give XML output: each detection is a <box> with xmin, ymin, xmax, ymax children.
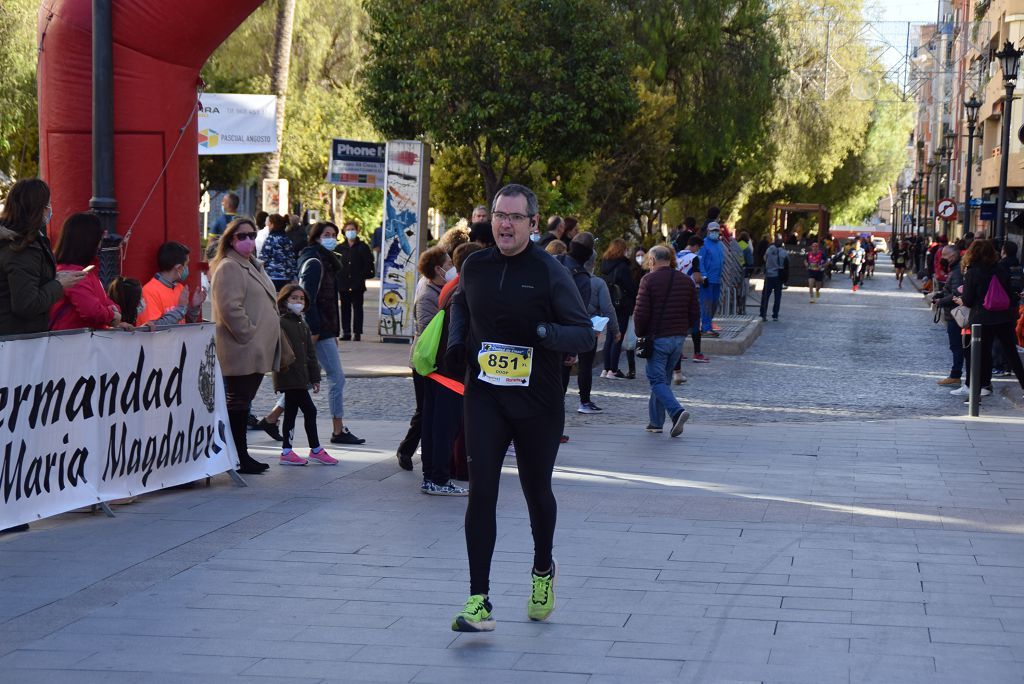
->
<box><xmin>950</xmin><ymin>385</ymin><xmax>969</xmax><ymax>396</ymax></box>
<box><xmin>980</xmin><ymin>387</ymin><xmax>993</xmax><ymax>396</ymax></box>
<box><xmin>672</xmin><ymin>371</ymin><xmax>687</xmax><ymax>385</ymax></box>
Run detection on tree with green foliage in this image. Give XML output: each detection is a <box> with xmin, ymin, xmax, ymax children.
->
<box><xmin>0</xmin><ymin>0</ymin><xmax>40</xmax><ymax>185</ymax></box>
<box><xmin>201</xmin><ymin>0</ymin><xmax>383</xmax><ymax>233</ymax></box>
<box><xmin>360</xmin><ymin>0</ymin><xmax>637</xmax><ymax>204</ymax></box>
<box><xmin>623</xmin><ymin>0</ymin><xmax>784</xmax><ymax>204</ymax></box>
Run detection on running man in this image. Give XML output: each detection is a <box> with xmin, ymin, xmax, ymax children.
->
<box><xmin>848</xmin><ymin>239</ymin><xmax>866</xmax><ymax>292</ymax></box>
<box><xmin>805</xmin><ymin>241</ymin><xmax>826</xmax><ymax>302</ymax></box>
<box><xmin>864</xmin><ymin>242</ymin><xmax>876</xmax><ymax>278</ymax></box>
<box><xmin>447</xmin><ymin>184</ymin><xmax>595</xmax><ymax>632</ymax></box>
<box><xmin>892</xmin><ymin>239</ymin><xmax>909</xmax><ymax>288</ymax></box>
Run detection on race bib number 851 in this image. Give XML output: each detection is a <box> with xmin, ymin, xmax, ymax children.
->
<box><xmin>477</xmin><ymin>342</ymin><xmax>532</xmax><ymax>387</ymax></box>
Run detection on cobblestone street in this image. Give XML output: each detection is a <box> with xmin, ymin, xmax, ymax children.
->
<box><xmin>255</xmin><ymin>256</ymin><xmax>1008</xmax><ymax>430</ymax></box>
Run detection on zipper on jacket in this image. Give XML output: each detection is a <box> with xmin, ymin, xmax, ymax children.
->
<box><xmin>499</xmin><ymin>259</ymin><xmax>508</xmax><ymax>292</ymax></box>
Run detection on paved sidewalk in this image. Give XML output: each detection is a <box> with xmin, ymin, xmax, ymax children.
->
<box><xmin>2</xmin><ymin>257</ymin><xmax>1023</xmax><ymax>683</ymax></box>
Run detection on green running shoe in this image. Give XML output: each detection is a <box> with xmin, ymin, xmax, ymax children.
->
<box><xmin>527</xmin><ymin>559</ymin><xmax>558</xmax><ymax>621</ymax></box>
<box><xmin>451</xmin><ymin>594</ymin><xmax>495</xmax><ymax>632</ymax></box>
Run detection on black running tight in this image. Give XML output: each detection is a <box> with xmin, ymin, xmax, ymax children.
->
<box><xmin>463</xmin><ymin>390</ymin><xmax>563</xmax><ymax>595</ymax></box>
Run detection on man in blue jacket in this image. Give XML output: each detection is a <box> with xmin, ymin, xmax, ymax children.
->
<box><xmin>696</xmin><ymin>222</ymin><xmax>726</xmax><ymax>336</ymax></box>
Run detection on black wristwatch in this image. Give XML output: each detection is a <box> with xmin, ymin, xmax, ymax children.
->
<box><xmin>536</xmin><ymin>323</ymin><xmax>549</xmax><ymax>340</ymax></box>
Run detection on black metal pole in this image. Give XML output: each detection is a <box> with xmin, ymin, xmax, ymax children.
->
<box><xmin>996</xmin><ymin>84</ymin><xmax>1015</xmax><ymax>243</ymax></box>
<box><xmin>921</xmin><ymin>176</ymin><xmax>929</xmax><ymax>240</ymax></box>
<box><xmin>90</xmin><ymin>0</ymin><xmax>120</xmax><ymax>286</ymax></box>
<box><xmin>968</xmin><ymin>323</ymin><xmax>982</xmax><ymax>417</ymax></box>
<box><xmin>965</xmin><ymin>123</ymin><xmax>975</xmax><ymax>236</ymax></box>
<box><xmin>944</xmin><ymin>149</ymin><xmax>953</xmax><ymax>236</ymax></box>
<box><xmin>924</xmin><ymin>172</ymin><xmax>932</xmax><ymax>239</ymax></box>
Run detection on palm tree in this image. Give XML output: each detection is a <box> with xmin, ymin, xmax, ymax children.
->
<box><xmin>261</xmin><ymin>0</ymin><xmax>297</xmax><ymax>184</ymax></box>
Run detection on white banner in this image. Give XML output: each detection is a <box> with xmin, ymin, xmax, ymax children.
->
<box><xmin>0</xmin><ymin>325</ymin><xmax>237</xmax><ymax>528</ymax></box>
<box><xmin>198</xmin><ymin>93</ymin><xmax>278</xmax><ymax>156</ymax></box>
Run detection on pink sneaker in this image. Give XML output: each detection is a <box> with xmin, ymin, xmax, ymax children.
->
<box><xmin>279</xmin><ymin>450</ymin><xmax>308</xmax><ymax>466</ymax></box>
<box><xmin>308</xmin><ymin>448</ymin><xmax>339</xmax><ymax>465</ymax></box>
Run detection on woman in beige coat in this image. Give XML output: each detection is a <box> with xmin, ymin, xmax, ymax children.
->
<box><xmin>211</xmin><ymin>218</ymin><xmax>281</xmax><ymax>474</ymax></box>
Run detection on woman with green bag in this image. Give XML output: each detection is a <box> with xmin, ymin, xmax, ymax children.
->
<box><xmin>408</xmin><ymin>247</ymin><xmax>467</xmax><ymax>496</ymax></box>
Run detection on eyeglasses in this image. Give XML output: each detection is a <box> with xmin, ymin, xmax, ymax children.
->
<box><xmin>492</xmin><ymin>212</ymin><xmax>531</xmax><ymax>224</ymax></box>
<box><xmin>234</xmin><ymin>232</ymin><xmax>257</xmax><ymax>241</ymax></box>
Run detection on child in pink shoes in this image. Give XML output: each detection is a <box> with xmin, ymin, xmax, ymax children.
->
<box><xmin>274</xmin><ymin>285</ymin><xmax>338</xmax><ymax>466</ymax></box>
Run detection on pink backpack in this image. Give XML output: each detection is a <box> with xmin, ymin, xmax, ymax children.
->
<box><xmin>983</xmin><ymin>274</ymin><xmax>1010</xmax><ymax>311</ymax></box>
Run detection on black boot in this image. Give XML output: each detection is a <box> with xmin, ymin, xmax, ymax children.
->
<box><xmin>228</xmin><ymin>410</ymin><xmax>268</xmax><ymax>474</ymax></box>
<box><xmin>626</xmin><ymin>350</ymin><xmax>636</xmax><ymax>379</ymax></box>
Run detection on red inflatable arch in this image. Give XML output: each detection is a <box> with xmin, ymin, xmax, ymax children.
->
<box><xmin>37</xmin><ymin>0</ymin><xmax>265</xmax><ymax>282</ymax></box>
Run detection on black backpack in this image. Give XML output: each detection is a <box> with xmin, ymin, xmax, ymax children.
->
<box><xmin>601</xmin><ymin>273</ymin><xmax>624</xmax><ymax>308</ymax></box>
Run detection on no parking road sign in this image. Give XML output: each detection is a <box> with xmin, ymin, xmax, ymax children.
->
<box><xmin>936</xmin><ymin>197</ymin><xmax>958</xmax><ymax>221</ymax></box>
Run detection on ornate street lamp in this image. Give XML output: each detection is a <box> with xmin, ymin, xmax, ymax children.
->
<box><xmin>964</xmin><ymin>96</ymin><xmax>981</xmax><ymax>234</ymax></box>
<box><xmin>995</xmin><ymin>40</ymin><xmax>1022</xmax><ymax>242</ymax></box>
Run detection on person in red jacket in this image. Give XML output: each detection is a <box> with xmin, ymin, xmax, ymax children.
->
<box><xmin>633</xmin><ymin>244</ymin><xmax>700</xmax><ymax>437</ymax></box>
<box><xmin>49</xmin><ymin>213</ymin><xmax>134</xmax><ymax>331</ymax></box>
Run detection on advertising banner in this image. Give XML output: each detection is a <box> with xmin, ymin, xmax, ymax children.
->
<box><xmin>328</xmin><ymin>139</ymin><xmax>386</xmax><ymax>188</ymax></box>
<box><xmin>379</xmin><ymin>141</ymin><xmax>430</xmax><ymax>341</ymax></box>
<box><xmin>197</xmin><ymin>94</ymin><xmax>277</xmax><ymax>156</ymax></box>
<box><xmin>0</xmin><ymin>326</ymin><xmax>237</xmax><ymax>529</ymax></box>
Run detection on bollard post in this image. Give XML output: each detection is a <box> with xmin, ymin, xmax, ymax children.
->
<box><xmin>968</xmin><ymin>324</ymin><xmax>982</xmax><ymax>417</ymax></box>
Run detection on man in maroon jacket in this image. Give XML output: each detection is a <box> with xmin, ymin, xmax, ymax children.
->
<box><xmin>633</xmin><ymin>245</ymin><xmax>700</xmax><ymax>437</ymax></box>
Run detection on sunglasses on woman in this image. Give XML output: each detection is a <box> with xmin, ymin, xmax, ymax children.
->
<box><xmin>234</xmin><ymin>232</ymin><xmax>257</xmax><ymax>241</ymax></box>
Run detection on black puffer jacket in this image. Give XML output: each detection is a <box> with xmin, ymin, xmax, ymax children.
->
<box><xmin>298</xmin><ymin>245</ymin><xmax>341</xmax><ymax>339</ymax></box>
<box><xmin>961</xmin><ymin>262</ymin><xmax>1014</xmax><ymax>326</ymax></box>
<box><xmin>0</xmin><ymin>225</ymin><xmax>62</xmax><ymax>336</ymax></box>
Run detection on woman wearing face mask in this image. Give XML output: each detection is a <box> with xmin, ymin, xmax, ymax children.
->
<box><xmin>49</xmin><ymin>212</ymin><xmax>135</xmax><ymax>331</ymax></box>
<box><xmin>210</xmin><ymin>218</ymin><xmax>282</xmax><ymax>474</ymax></box>
<box><xmin>282</xmin><ymin>222</ymin><xmax>366</xmax><ymax>446</ymax></box>
<box><xmin>407</xmin><ymin>246</ymin><xmax>466</xmax><ymax>495</ymax></box>
<box><xmin>334</xmin><ymin>221</ymin><xmax>375</xmax><ymax>341</ymax></box>
<box><xmin>0</xmin><ymin>178</ymin><xmax>86</xmax><ymax>336</ymax></box>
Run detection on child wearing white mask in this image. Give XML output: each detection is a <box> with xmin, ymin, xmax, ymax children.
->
<box><xmin>272</xmin><ymin>284</ymin><xmax>339</xmax><ymax>467</ymax></box>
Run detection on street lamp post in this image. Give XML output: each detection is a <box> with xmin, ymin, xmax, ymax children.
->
<box><xmin>90</xmin><ymin>0</ymin><xmax>120</xmax><ymax>286</ymax></box>
<box><xmin>942</xmin><ymin>136</ymin><xmax>955</xmax><ymax>236</ymax></box>
<box><xmin>925</xmin><ymin>161</ymin><xmax>936</xmax><ymax>238</ymax></box>
<box><xmin>995</xmin><ymin>40</ymin><xmax>1022</xmax><ymax>243</ymax></box>
<box><xmin>901</xmin><ymin>190</ymin><xmax>910</xmax><ymax>241</ymax></box>
<box><xmin>921</xmin><ymin>172</ymin><xmax>929</xmax><ymax>239</ymax></box>
<box><xmin>964</xmin><ymin>96</ymin><xmax>981</xmax><ymax>235</ymax></box>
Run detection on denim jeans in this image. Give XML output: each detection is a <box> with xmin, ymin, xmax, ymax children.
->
<box><xmin>699</xmin><ymin>283</ymin><xmax>721</xmax><ymax>332</ymax></box>
<box><xmin>315</xmin><ymin>338</ymin><xmax>346</xmax><ymax>418</ymax></box>
<box><xmin>645</xmin><ymin>336</ymin><xmax>684</xmax><ymax>427</ymax></box>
